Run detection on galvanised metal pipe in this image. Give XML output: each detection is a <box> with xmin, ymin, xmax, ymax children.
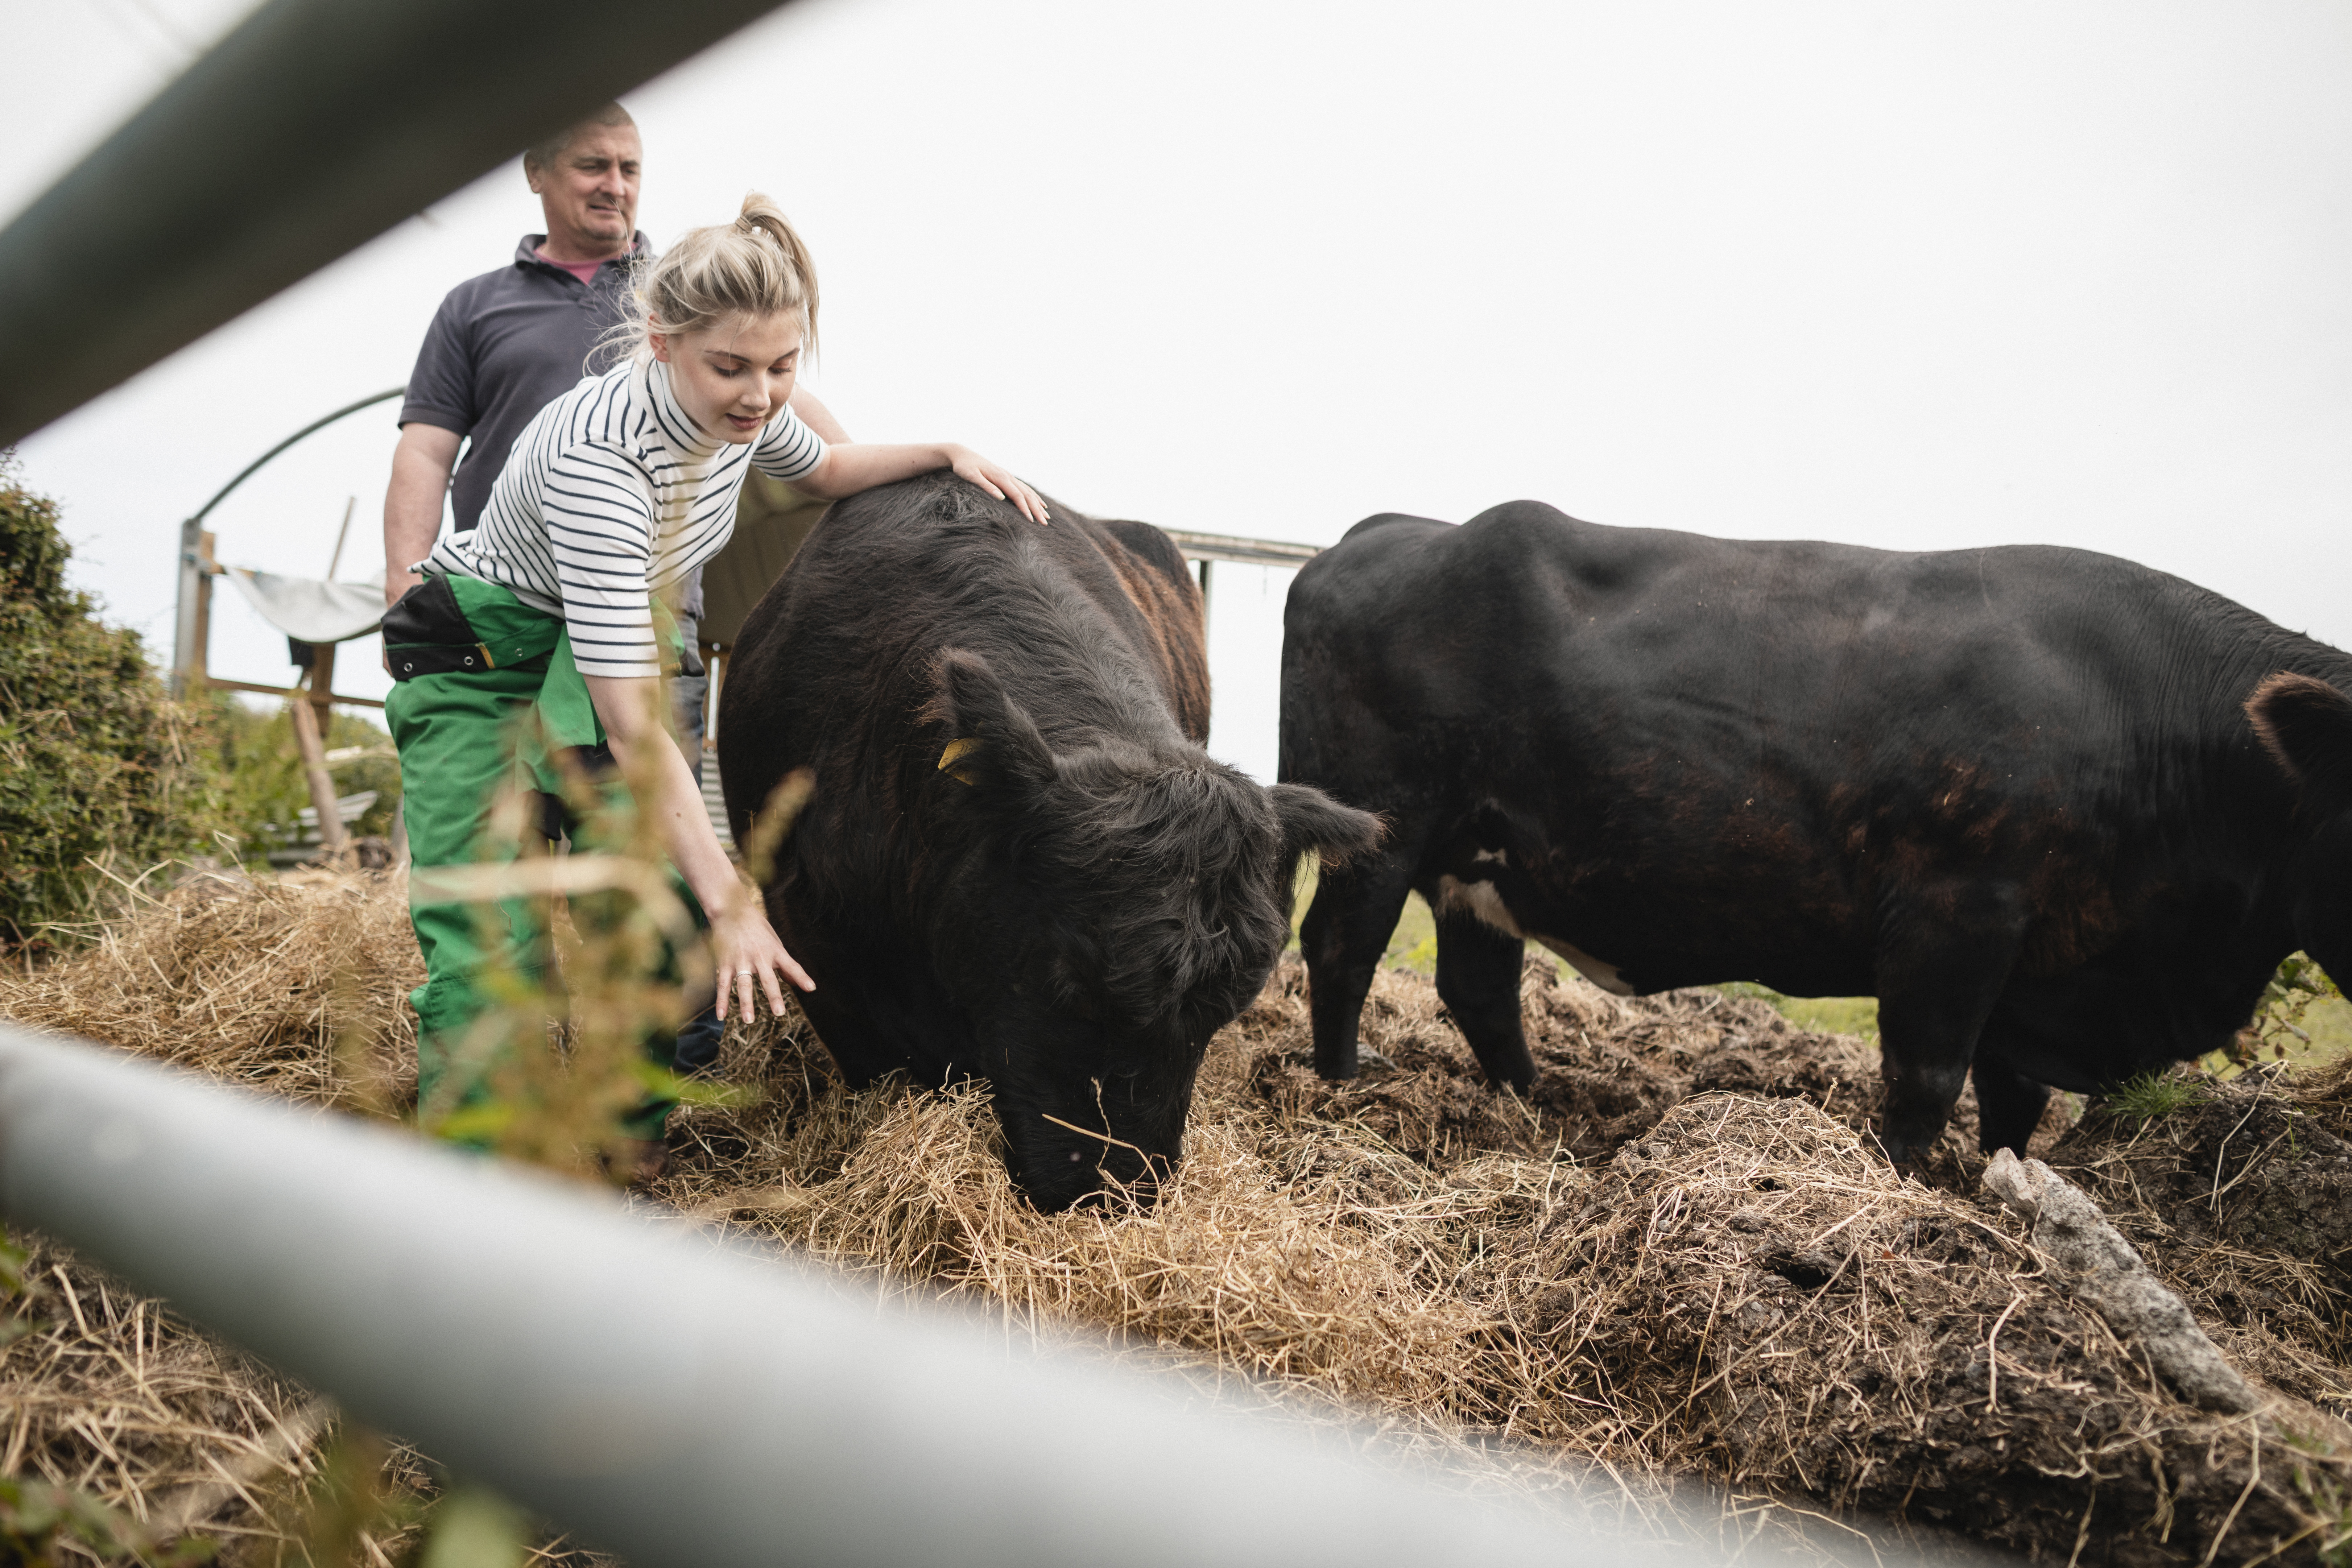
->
<box><xmin>0</xmin><ymin>1024</ymin><xmax>1785</xmax><ymax>1568</ymax></box>
<box><xmin>0</xmin><ymin>0</ymin><xmax>793</xmax><ymax>448</ymax></box>
<box><xmin>187</xmin><ymin>387</ymin><xmax>407</xmax><ymax>527</ymax></box>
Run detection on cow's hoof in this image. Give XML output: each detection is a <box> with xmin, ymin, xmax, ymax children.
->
<box><xmin>1311</xmin><ymin>1047</ymin><xmax>1390</xmax><ymax>1080</ymax></box>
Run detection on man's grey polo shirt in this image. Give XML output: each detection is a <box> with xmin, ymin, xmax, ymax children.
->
<box><xmin>398</xmin><ymin>232</ymin><xmax>649</xmax><ymax>539</ymax></box>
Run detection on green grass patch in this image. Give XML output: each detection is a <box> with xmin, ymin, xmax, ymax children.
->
<box><xmin>1289</xmin><ymin>867</ymin><xmax>1881</xmax><ymax>1021</ymax></box>
<box><xmin>2106</xmin><ymin>1069</ymin><xmax>2207</xmax><ymax>1123</ymax></box>
<box><xmin>2302</xmin><ymin>997</ymin><xmax>2352</xmax><ymax>1062</ymax></box>
<box><xmin>1286</xmin><ymin>861</ymin><xmax>1443</xmax><ymax>973</ymax></box>
<box><xmin>1716</xmin><ymin>982</ymin><xmax>1880</xmax><ymax>1038</ymax></box>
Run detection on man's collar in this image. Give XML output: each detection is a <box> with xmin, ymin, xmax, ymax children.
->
<box><xmin>513</xmin><ymin>231</ymin><xmax>652</xmax><ymax>276</ymax></box>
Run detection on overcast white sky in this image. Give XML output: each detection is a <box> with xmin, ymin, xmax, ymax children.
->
<box><xmin>8</xmin><ymin>0</ymin><xmax>2349</xmax><ymax>784</ymax></box>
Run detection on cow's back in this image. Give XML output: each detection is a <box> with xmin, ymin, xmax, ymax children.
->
<box><xmin>1281</xmin><ymin>499</ymin><xmax>2334</xmax><ymax>997</ymax></box>
<box><xmin>1285</xmin><ymin>501</ymin><xmax>2289</xmax><ymax>813</ymax></box>
<box><xmin>722</xmin><ymin>475</ymin><xmax>1205</xmax><ymax>846</ymax></box>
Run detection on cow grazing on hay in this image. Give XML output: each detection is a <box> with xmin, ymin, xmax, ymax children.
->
<box><xmin>1280</xmin><ymin>500</ymin><xmax>2352</xmax><ymax>1165</ymax></box>
<box><xmin>720</xmin><ymin>473</ymin><xmax>1379</xmax><ymax>1211</ymax></box>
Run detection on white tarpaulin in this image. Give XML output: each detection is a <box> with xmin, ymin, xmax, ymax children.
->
<box><xmin>222</xmin><ymin>565</ymin><xmax>385</xmax><ymax>645</ymax></box>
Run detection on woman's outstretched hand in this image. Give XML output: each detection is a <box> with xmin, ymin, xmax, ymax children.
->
<box><xmin>943</xmin><ymin>445</ymin><xmax>1050</xmax><ymax>525</ymax></box>
<box><xmin>710</xmin><ymin>899</ymin><xmax>814</xmax><ymax>1022</ymax></box>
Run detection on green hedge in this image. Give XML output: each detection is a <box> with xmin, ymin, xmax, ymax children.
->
<box><xmin>0</xmin><ymin>460</ymin><xmax>224</xmax><ymax>944</ymax></box>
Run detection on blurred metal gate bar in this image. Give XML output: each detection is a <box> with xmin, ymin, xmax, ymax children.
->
<box><xmin>0</xmin><ymin>0</ymin><xmax>800</xmax><ymax>448</ymax></box>
<box><xmin>0</xmin><ymin>1025</ymin><xmax>1766</xmax><ymax>1568</ymax></box>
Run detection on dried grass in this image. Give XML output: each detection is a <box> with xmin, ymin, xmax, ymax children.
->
<box><xmin>1</xmin><ymin>1233</ymin><xmax>328</xmax><ymax>1555</ymax></box>
<box><xmin>10</xmin><ymin>872</ymin><xmax>2352</xmax><ymax>1564</ymax></box>
<box><xmin>0</xmin><ymin>861</ymin><xmax>418</xmax><ymax>1112</ymax></box>
<box><xmin>2046</xmin><ymin>1064</ymin><xmax>2352</xmax><ymax>1424</ymax></box>
<box><xmin>664</xmin><ymin>962</ymin><xmax>2352</xmax><ymax>1563</ymax></box>
<box><xmin>1511</xmin><ymin>1095</ymin><xmax>2352</xmax><ymax>1563</ymax></box>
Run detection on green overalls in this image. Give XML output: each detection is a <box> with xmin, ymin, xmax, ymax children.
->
<box><xmin>384</xmin><ymin>574</ymin><xmax>700</xmax><ymax>1141</ymax></box>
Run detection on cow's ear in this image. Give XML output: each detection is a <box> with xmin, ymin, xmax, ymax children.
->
<box><xmin>2249</xmin><ymin>673</ymin><xmax>2352</xmax><ymax>815</ymax></box>
<box><xmin>1269</xmin><ymin>782</ymin><xmax>1384</xmax><ymax>871</ymax></box>
<box><xmin>927</xmin><ymin>648</ymin><xmax>1057</xmax><ymax>799</ymax></box>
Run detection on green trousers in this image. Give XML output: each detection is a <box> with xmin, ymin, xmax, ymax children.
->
<box><xmin>385</xmin><ymin>576</ymin><xmax>696</xmax><ymax>1143</ymax></box>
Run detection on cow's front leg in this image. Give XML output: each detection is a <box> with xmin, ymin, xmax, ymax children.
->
<box><xmin>1873</xmin><ymin>889</ymin><xmax>2022</xmax><ymax>1166</ymax></box>
<box><xmin>1301</xmin><ymin>845</ymin><xmax>1421</xmax><ymax>1079</ymax></box>
<box><xmin>1433</xmin><ymin>905</ymin><xmax>1537</xmax><ymax>1090</ymax></box>
<box><xmin>1968</xmin><ymin>1047</ymin><xmax>2050</xmax><ymax>1157</ymax></box>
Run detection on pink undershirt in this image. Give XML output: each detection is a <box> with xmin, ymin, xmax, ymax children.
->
<box><xmin>535</xmin><ymin>248</ymin><xmax>604</xmax><ymax>285</ymax></box>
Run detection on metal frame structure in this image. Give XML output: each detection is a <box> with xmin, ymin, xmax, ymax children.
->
<box><xmin>169</xmin><ymin>388</ymin><xmax>404</xmax><ymax>856</ymax></box>
<box><xmin>1166</xmin><ymin>528</ymin><xmax>1322</xmax><ymax>617</ymax></box>
<box><xmin>170</xmin><ymin>387</ymin><xmax>404</xmax><ymax>706</ymax></box>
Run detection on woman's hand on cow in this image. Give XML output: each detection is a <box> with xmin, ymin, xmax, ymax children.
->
<box><xmin>942</xmin><ymin>445</ymin><xmax>1049</xmax><ymax>526</ymax></box>
<box><xmin>711</xmin><ymin>900</ymin><xmax>813</xmax><ymax>1022</ymax></box>
<box><xmin>799</xmin><ymin>441</ymin><xmax>1048</xmax><ymax>524</ymax></box>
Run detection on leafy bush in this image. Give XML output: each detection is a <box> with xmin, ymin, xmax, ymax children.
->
<box><xmin>0</xmin><ymin>459</ymin><xmax>222</xmax><ymax>945</ymax></box>
<box><xmin>202</xmin><ymin>697</ymin><xmax>401</xmax><ymax>856</ymax></box>
<box><xmin>2233</xmin><ymin>951</ymin><xmax>2345</xmax><ymax>1066</ymax></box>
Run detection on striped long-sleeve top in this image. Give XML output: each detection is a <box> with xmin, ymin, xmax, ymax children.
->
<box><xmin>422</xmin><ymin>356</ymin><xmax>824</xmax><ymax>678</ymax></box>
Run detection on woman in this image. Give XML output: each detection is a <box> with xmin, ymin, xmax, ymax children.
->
<box><xmin>385</xmin><ymin>193</ymin><xmax>1046</xmax><ymax>1142</ymax></box>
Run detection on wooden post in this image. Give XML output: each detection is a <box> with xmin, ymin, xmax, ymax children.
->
<box><xmin>189</xmin><ymin>530</ymin><xmax>217</xmax><ymax>691</ymax></box>
<box><xmin>307</xmin><ymin>639</ymin><xmax>337</xmax><ymax>749</ymax></box>
<box><xmin>705</xmin><ymin>645</ymin><xmax>727</xmax><ymax>754</ymax></box>
<box><xmin>170</xmin><ymin>519</ymin><xmax>203</xmax><ymax>697</ymax></box>
<box><xmin>288</xmin><ymin>662</ymin><xmax>350</xmax><ymax>858</ymax></box>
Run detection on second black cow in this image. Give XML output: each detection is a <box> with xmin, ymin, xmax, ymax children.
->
<box><xmin>722</xmin><ymin>473</ymin><xmax>1378</xmax><ymax>1211</ymax></box>
<box><xmin>1281</xmin><ymin>500</ymin><xmax>2352</xmax><ymax>1162</ymax></box>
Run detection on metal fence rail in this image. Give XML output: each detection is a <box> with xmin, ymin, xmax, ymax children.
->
<box><xmin>0</xmin><ymin>0</ymin><xmax>801</xmax><ymax>447</ymax></box>
<box><xmin>1165</xmin><ymin>529</ymin><xmax>1322</xmax><ymax>569</ymax></box>
<box><xmin>0</xmin><ymin>1025</ymin><xmax>1792</xmax><ymax>1568</ymax></box>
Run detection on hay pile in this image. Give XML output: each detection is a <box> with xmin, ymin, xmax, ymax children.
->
<box><xmin>0</xmin><ymin>868</ymin><xmax>443</xmax><ymax>1563</ymax></box>
<box><xmin>1515</xmin><ymin>1096</ymin><xmax>2346</xmax><ymax>1562</ymax></box>
<box><xmin>3</xmin><ymin>1232</ymin><xmax>327</xmax><ymax>1555</ymax></box>
<box><xmin>9</xmin><ymin>870</ymin><xmax>2352</xmax><ymax>1564</ymax></box>
<box><xmin>0</xmin><ymin>862</ymin><xmax>418</xmax><ymax>1111</ymax></box>
<box><xmin>2044</xmin><ymin>1065</ymin><xmax>2352</xmax><ymax>1422</ymax></box>
<box><xmin>667</xmin><ymin>961</ymin><xmax>2352</xmax><ymax>1563</ymax></box>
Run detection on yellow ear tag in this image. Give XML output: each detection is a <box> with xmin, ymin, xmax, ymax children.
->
<box><xmin>938</xmin><ymin>736</ymin><xmax>981</xmax><ymax>784</ymax></box>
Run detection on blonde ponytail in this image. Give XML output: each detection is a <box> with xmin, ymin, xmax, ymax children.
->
<box><xmin>614</xmin><ymin>192</ymin><xmax>819</xmax><ymax>365</ymax></box>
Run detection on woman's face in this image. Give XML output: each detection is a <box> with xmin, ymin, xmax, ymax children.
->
<box><xmin>650</xmin><ymin>312</ymin><xmax>803</xmax><ymax>443</ymax></box>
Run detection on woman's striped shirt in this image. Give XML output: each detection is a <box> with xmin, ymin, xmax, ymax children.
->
<box><xmin>422</xmin><ymin>356</ymin><xmax>824</xmax><ymax>678</ymax></box>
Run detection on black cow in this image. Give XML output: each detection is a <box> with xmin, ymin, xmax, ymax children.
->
<box><xmin>720</xmin><ymin>473</ymin><xmax>1379</xmax><ymax>1211</ymax></box>
<box><xmin>1281</xmin><ymin>500</ymin><xmax>2352</xmax><ymax>1163</ymax></box>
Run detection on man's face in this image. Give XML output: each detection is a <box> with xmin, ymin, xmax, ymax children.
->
<box><xmin>528</xmin><ymin>124</ymin><xmax>641</xmax><ymax>258</ymax></box>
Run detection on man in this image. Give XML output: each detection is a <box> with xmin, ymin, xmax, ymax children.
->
<box><xmin>383</xmin><ymin>103</ymin><xmax>847</xmax><ymax>1096</ymax></box>
<box><xmin>383</xmin><ymin>100</ymin><xmax>848</xmax><ymax>769</ymax></box>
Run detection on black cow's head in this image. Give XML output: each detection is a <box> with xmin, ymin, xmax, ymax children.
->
<box><xmin>2250</xmin><ymin>671</ymin><xmax>2352</xmax><ymax>990</ymax></box>
<box><xmin>924</xmin><ymin>648</ymin><xmax>1380</xmax><ymax>1211</ymax></box>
